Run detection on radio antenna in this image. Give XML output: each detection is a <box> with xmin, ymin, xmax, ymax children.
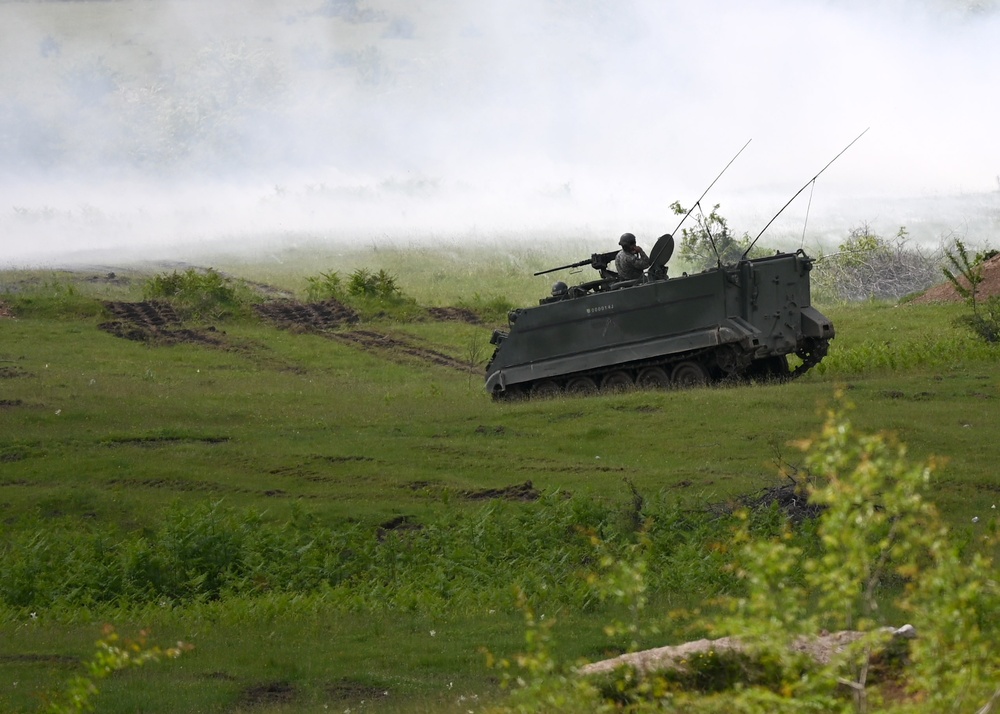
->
<box><xmin>649</xmin><ymin>138</ymin><xmax>751</xmax><ymax>267</ymax></box>
<box><xmin>742</xmin><ymin>128</ymin><xmax>869</xmax><ymax>260</ymax></box>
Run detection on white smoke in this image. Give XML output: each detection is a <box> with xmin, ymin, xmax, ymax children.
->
<box><xmin>0</xmin><ymin>0</ymin><xmax>997</xmax><ymax>266</ymax></box>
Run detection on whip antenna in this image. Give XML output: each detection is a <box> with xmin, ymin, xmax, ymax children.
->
<box><xmin>649</xmin><ymin>138</ymin><xmax>751</xmax><ymax>268</ymax></box>
<box><xmin>669</xmin><ymin>138</ymin><xmax>751</xmax><ymax>238</ymax></box>
<box><xmin>800</xmin><ymin>180</ymin><xmax>816</xmax><ymax>248</ymax></box>
<box><xmin>742</xmin><ymin>128</ymin><xmax>869</xmax><ymax>260</ymax></box>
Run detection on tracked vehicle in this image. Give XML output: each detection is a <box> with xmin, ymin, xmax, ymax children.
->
<box><xmin>484</xmin><ymin>234</ymin><xmax>833</xmax><ymax>399</ymax></box>
<box><xmin>483</xmin><ymin>132</ymin><xmax>870</xmax><ymax>399</ymax></box>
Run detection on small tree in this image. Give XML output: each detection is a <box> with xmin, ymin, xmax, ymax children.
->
<box><xmin>942</xmin><ymin>240</ymin><xmax>1000</xmax><ymax>342</ymax></box>
<box><xmin>671</xmin><ymin>201</ymin><xmax>759</xmax><ymax>270</ymax></box>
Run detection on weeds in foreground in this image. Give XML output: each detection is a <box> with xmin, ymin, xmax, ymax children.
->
<box><xmin>41</xmin><ymin>625</ymin><xmax>191</xmax><ymax>713</ymax></box>
<box><xmin>0</xmin><ymin>496</ymin><xmax>735</xmax><ymax>618</ymax></box>
<box><xmin>490</xmin><ymin>395</ymin><xmax>1000</xmax><ymax>713</ymax></box>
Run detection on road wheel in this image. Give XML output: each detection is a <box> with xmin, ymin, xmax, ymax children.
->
<box><xmin>531</xmin><ymin>380</ymin><xmax>562</xmax><ymax>398</ymax></box>
<box><xmin>636</xmin><ymin>367</ymin><xmax>669</xmax><ymax>390</ymax></box>
<box><xmin>671</xmin><ymin>361</ymin><xmax>709</xmax><ymax>388</ymax></box>
<box><xmin>600</xmin><ymin>371</ymin><xmax>633</xmax><ymax>393</ymax></box>
<box><xmin>566</xmin><ymin>377</ymin><xmax>598</xmax><ymax>395</ymax></box>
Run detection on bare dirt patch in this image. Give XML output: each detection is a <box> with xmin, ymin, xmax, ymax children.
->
<box><xmin>461</xmin><ymin>480</ymin><xmax>541</xmax><ymax>502</ymax></box>
<box><xmin>253</xmin><ymin>298</ymin><xmax>359</xmax><ymax>330</ymax></box>
<box><xmin>911</xmin><ymin>252</ymin><xmax>1000</xmax><ymax>304</ymax></box>
<box><xmin>103</xmin><ymin>300</ymin><xmax>181</xmax><ymax>327</ymax></box>
<box><xmin>427</xmin><ymin>306</ymin><xmax>482</xmax><ymax>324</ymax></box>
<box><xmin>100</xmin><ymin>300</ymin><xmax>230</xmax><ymax>347</ymax></box>
<box><xmin>238</xmin><ymin>681</ymin><xmax>296</xmax><ymax>707</ymax></box>
<box><xmin>99</xmin><ymin>300</ymin><xmax>305</xmax><ymax>372</ymax></box>
<box><xmin>709</xmin><ymin>479</ymin><xmax>823</xmax><ymax>525</ymax></box>
<box><xmin>378</xmin><ymin>514</ymin><xmax>423</xmax><ymax>539</ymax></box>
<box><xmin>326</xmin><ymin>679</ymin><xmax>390</xmax><ymax>702</ymax></box>
<box><xmin>0</xmin><ymin>653</ymin><xmax>79</xmax><ymax>665</ymax></box>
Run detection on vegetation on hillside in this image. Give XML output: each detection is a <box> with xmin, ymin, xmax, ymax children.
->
<box><xmin>2</xmin><ymin>245</ymin><xmax>999</xmax><ymax>713</ymax></box>
<box><xmin>813</xmin><ymin>224</ymin><xmax>942</xmax><ymax>303</ymax></box>
<box><xmin>488</xmin><ymin>399</ymin><xmax>1000</xmax><ymax>713</ymax></box>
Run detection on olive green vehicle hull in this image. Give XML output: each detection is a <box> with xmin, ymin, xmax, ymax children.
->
<box><xmin>485</xmin><ymin>251</ymin><xmax>833</xmax><ymax>398</ymax></box>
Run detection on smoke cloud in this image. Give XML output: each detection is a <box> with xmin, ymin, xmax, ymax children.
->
<box><xmin>1</xmin><ymin>0</ymin><xmax>997</xmax><ymax>266</ymax></box>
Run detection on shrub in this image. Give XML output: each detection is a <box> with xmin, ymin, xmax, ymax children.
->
<box><xmin>489</xmin><ymin>394</ymin><xmax>1000</xmax><ymax>713</ymax></box>
<box><xmin>813</xmin><ymin>224</ymin><xmax>941</xmax><ymax>302</ymax></box>
<box><xmin>346</xmin><ymin>268</ymin><xmax>400</xmax><ymax>299</ymax></box>
<box><xmin>142</xmin><ymin>268</ymin><xmax>256</xmax><ymax>320</ymax></box>
<box><xmin>670</xmin><ymin>201</ymin><xmax>773</xmax><ymax>271</ymax></box>
<box><xmin>943</xmin><ymin>239</ymin><xmax>1000</xmax><ymax>342</ymax></box>
<box><xmin>40</xmin><ymin>625</ymin><xmax>191</xmax><ymax>714</ymax></box>
<box><xmin>304</xmin><ymin>270</ymin><xmax>344</xmax><ymax>301</ymax></box>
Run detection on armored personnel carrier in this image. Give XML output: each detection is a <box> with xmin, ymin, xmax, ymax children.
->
<box><xmin>484</xmin><ymin>233</ymin><xmax>833</xmax><ymax>399</ymax></box>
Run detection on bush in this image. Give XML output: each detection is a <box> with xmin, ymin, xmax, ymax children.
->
<box><xmin>670</xmin><ymin>201</ymin><xmax>770</xmax><ymax>271</ymax></box>
<box><xmin>489</xmin><ymin>394</ymin><xmax>1000</xmax><ymax>713</ymax></box>
<box><xmin>304</xmin><ymin>270</ymin><xmax>344</xmax><ymax>301</ymax></box>
<box><xmin>346</xmin><ymin>268</ymin><xmax>400</xmax><ymax>299</ymax></box>
<box><xmin>813</xmin><ymin>224</ymin><xmax>941</xmax><ymax>302</ymax></box>
<box><xmin>142</xmin><ymin>268</ymin><xmax>256</xmax><ymax>320</ymax></box>
<box><xmin>943</xmin><ymin>239</ymin><xmax>1000</xmax><ymax>342</ymax></box>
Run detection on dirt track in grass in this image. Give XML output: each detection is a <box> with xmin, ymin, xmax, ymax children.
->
<box><xmin>97</xmin><ymin>297</ymin><xmax>482</xmax><ymax>374</ymax></box>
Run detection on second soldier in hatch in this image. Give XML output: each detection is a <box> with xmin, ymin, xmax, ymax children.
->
<box><xmin>614</xmin><ymin>233</ymin><xmax>650</xmax><ymax>281</ymax></box>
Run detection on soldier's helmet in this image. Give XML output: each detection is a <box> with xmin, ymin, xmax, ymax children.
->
<box><xmin>619</xmin><ymin>232</ymin><xmax>637</xmax><ymax>247</ymax></box>
<box><xmin>551</xmin><ymin>281</ymin><xmax>569</xmax><ymax>297</ymax></box>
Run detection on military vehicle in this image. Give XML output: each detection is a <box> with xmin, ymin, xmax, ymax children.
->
<box><xmin>482</xmin><ymin>132</ymin><xmax>871</xmax><ymax>399</ymax></box>
<box><xmin>484</xmin><ymin>234</ymin><xmax>833</xmax><ymax>399</ymax></box>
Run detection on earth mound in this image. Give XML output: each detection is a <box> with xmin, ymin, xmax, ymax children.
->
<box><xmin>911</xmin><ymin>252</ymin><xmax>1000</xmax><ymax>304</ymax></box>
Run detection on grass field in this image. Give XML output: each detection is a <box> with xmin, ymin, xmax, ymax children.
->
<box><xmin>2</xmin><ymin>248</ymin><xmax>999</xmax><ymax>713</ymax></box>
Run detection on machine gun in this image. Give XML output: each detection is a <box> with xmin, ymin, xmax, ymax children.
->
<box><xmin>533</xmin><ymin>250</ymin><xmax>620</xmax><ymax>280</ymax></box>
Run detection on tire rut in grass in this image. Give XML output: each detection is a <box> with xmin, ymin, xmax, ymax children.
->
<box><xmin>255</xmin><ymin>298</ymin><xmax>480</xmax><ymax>374</ymax></box>
<box><xmin>99</xmin><ymin>300</ymin><xmax>306</xmax><ymax>373</ymax></box>
<box><xmin>328</xmin><ymin>328</ymin><xmax>480</xmax><ymax>374</ymax></box>
<box><xmin>461</xmin><ymin>480</ymin><xmax>541</xmax><ymax>502</ymax></box>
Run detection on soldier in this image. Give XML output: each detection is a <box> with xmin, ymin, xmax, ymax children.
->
<box><xmin>615</xmin><ymin>233</ymin><xmax>650</xmax><ymax>281</ymax></box>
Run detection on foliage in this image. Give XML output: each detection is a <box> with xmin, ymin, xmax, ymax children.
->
<box><xmin>489</xmin><ymin>396</ymin><xmax>1000</xmax><ymax>713</ymax></box>
<box><xmin>0</xmin><ymin>496</ymin><xmax>737</xmax><ymax>616</ymax></box>
<box><xmin>303</xmin><ymin>270</ymin><xmax>345</xmax><ymax>302</ymax></box>
<box><xmin>813</xmin><ymin>224</ymin><xmax>941</xmax><ymax>302</ymax></box>
<box><xmin>670</xmin><ymin>201</ymin><xmax>766</xmax><ymax>270</ymax></box>
<box><xmin>41</xmin><ymin>625</ymin><xmax>190</xmax><ymax>713</ymax></box>
<box><xmin>142</xmin><ymin>268</ymin><xmax>256</xmax><ymax>320</ymax></box>
<box><xmin>483</xmin><ymin>589</ymin><xmax>604</xmax><ymax>714</ymax></box>
<box><xmin>346</xmin><ymin>267</ymin><xmax>401</xmax><ymax>299</ymax></box>
<box><xmin>942</xmin><ymin>239</ymin><xmax>1000</xmax><ymax>342</ymax></box>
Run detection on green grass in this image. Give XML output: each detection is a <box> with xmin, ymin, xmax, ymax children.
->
<box><xmin>2</xmin><ymin>251</ymin><xmax>999</xmax><ymax>713</ymax></box>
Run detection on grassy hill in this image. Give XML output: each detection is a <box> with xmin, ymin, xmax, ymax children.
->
<box><xmin>1</xmin><ymin>248</ymin><xmax>998</xmax><ymax>713</ymax></box>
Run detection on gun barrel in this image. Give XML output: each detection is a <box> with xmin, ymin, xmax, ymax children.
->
<box><xmin>533</xmin><ymin>259</ymin><xmax>589</xmax><ymax>277</ymax></box>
